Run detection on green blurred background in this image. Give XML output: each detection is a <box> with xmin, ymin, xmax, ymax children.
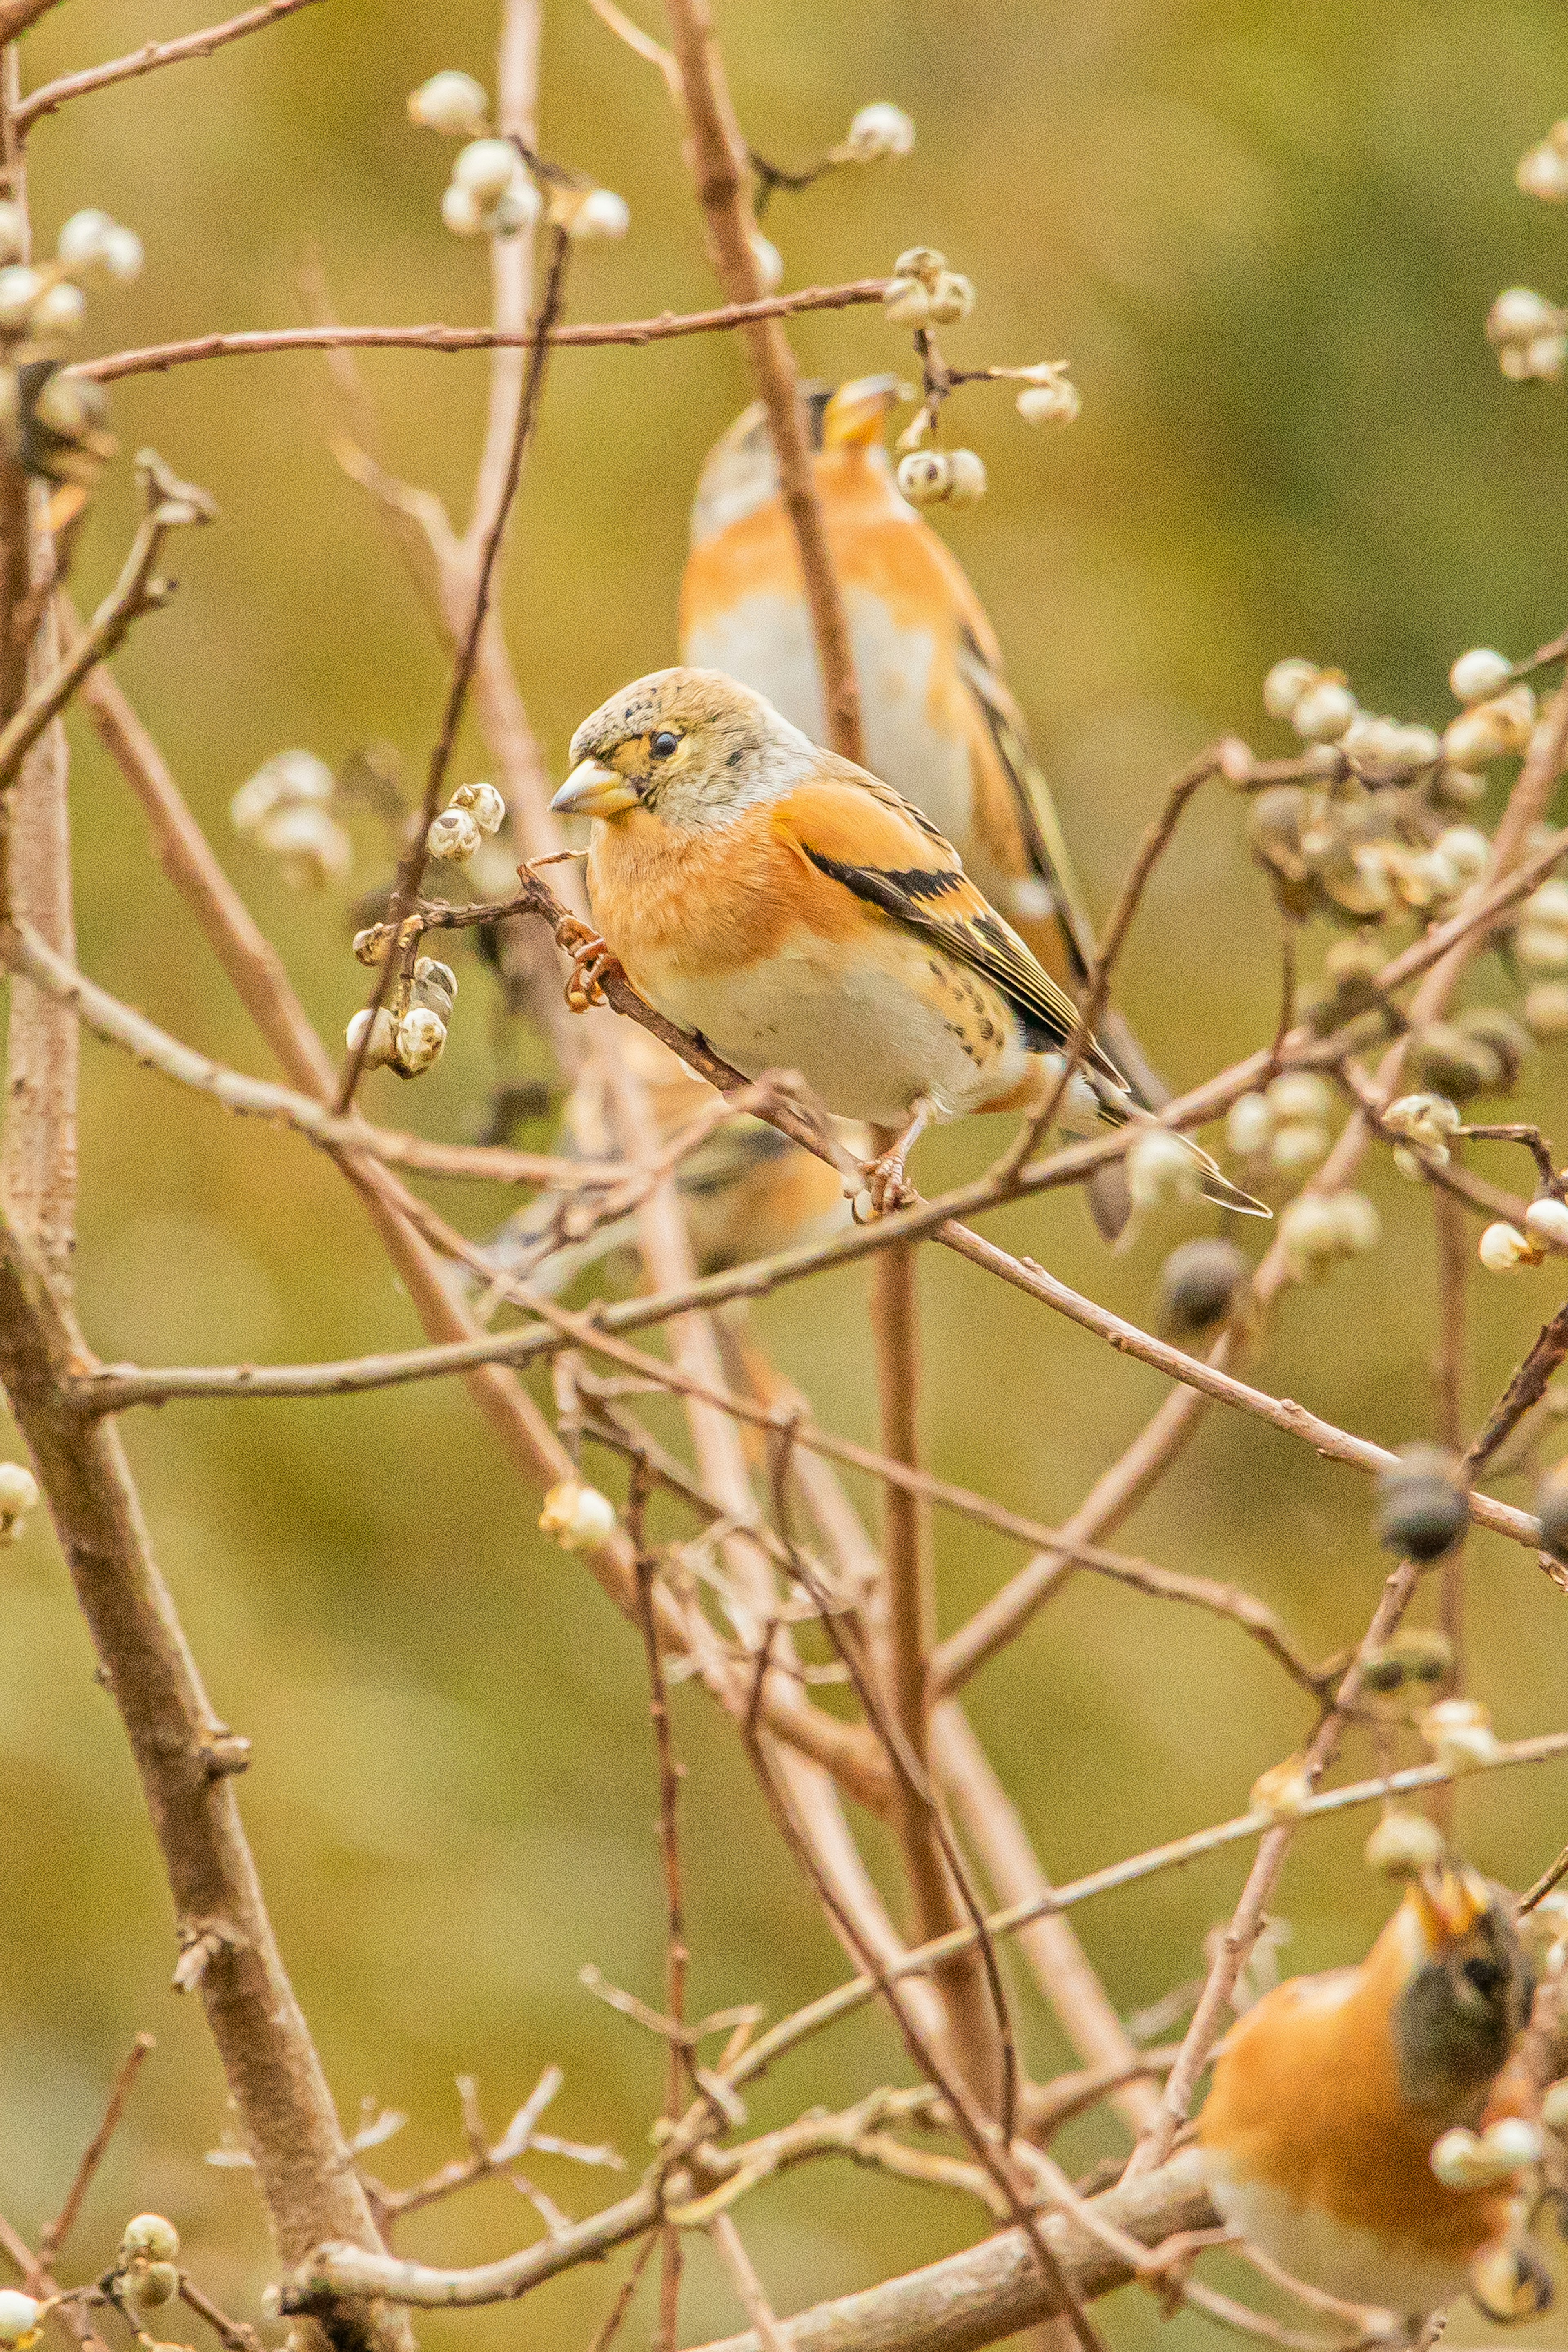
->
<box><xmin>1</xmin><ymin>2</ymin><xmax>1566</xmax><ymax>2345</ymax></box>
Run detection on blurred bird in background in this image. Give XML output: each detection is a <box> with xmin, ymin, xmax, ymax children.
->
<box><xmin>1198</xmin><ymin>1859</ymin><xmax>1549</xmax><ymax>2325</ymax></box>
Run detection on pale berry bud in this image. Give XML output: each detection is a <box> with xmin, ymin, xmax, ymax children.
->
<box><xmin>897</xmin><ymin>448</ymin><xmax>950</xmax><ymax>506</ymax></box>
<box><xmin>1483</xmin><ymin>2118</ymin><xmax>1543</xmax><ymax>2167</ymax></box>
<box><xmin>1526</xmin><ymin>1196</ymin><xmax>1568</xmax><ymax>1251</ymax></box>
<box><xmin>567</xmin><ymin>188</ymin><xmax>630</xmax><ymax>239</ymax></box>
<box><xmin>942</xmin><ymin>448</ymin><xmax>986</xmax><ymax>508</ymax></box>
<box><xmin>843</xmin><ymin>102</ymin><xmax>915</xmax><ymax>161</ymax></box>
<box><xmin>1266</xmin><ymin>1071</ymin><xmax>1330</xmax><ymax>1124</ymax></box>
<box><xmin>1225</xmin><ymin>1091</ymin><xmax>1273</xmax><ymax>1157</ymax></box>
<box><xmin>1126</xmin><ymin>1128</ymin><xmax>1200</xmax><ymax>1211</ymax></box>
<box><xmin>427</xmin><ymin>806</ymin><xmax>481</xmax><ymax>861</ymax></box>
<box><xmin>1526</xmin><ymin>876</ymin><xmax>1568</xmax><ymax>925</ymax></box>
<box><xmin>1520</xmin><ymin>332</ymin><xmax>1568</xmax><ymax>379</ymax></box>
<box><xmin>926</xmin><ymin>270</ymin><xmax>974</xmax><ymax>325</ymax></box>
<box><xmin>1516</xmin><ymin>922</ymin><xmax>1568</xmax><ymax>970</ymax></box>
<box><xmin>1434</xmin><ymin>824</ymin><xmax>1490</xmax><ymax>879</ymax></box>
<box><xmin>122</xmin><ymin>2216</ymin><xmax>180</xmax><ymax>2263</ymax></box>
<box><xmin>1488</xmin><ymin>287</ymin><xmax>1559</xmax><ymax>344</ymax></box>
<box><xmin>258</xmin><ymin>803</ymin><xmax>351</xmax><ymax>889</ymax></box>
<box><xmin>1278</xmin><ymin>1193</ymin><xmax>1344</xmax><ymax>1278</ymax></box>
<box><xmin>230</xmin><ymin>750</ymin><xmax>332</xmax><ymax>837</ymax></box>
<box><xmin>1541</xmin><ymin>2078</ymin><xmax>1568</xmax><ymax>2132</ymax></box>
<box><xmin>491</xmin><ymin>172</ymin><xmax>542</xmax><ymax>236</ymax></box>
<box><xmin>1526</xmin><ymin>980</ymin><xmax>1568</xmax><ymax>1036</ymax></box>
<box><xmin>1469</xmin><ymin>2239</ymin><xmax>1553</xmax><ymax>2325</ymax></box>
<box><xmin>1290</xmin><ymin>675</ymin><xmax>1357</xmax><ymax>742</ymax></box>
<box><xmin>1449</xmin><ymin>647</ymin><xmax>1512</xmax><ymax>703</ymax></box>
<box><xmin>352</xmin><ymin>926</ymin><xmax>390</xmax><ymax>967</ymax></box>
<box><xmin>100</xmin><ymin>223</ymin><xmax>144</xmax><ymax>283</ymax></box>
<box><xmin>1364</xmin><ymin>1810</ymin><xmax>1444</xmax><ymax>1879</ymax></box>
<box><xmin>1517</xmin><ymin>140</ymin><xmax>1568</xmax><ymax>200</ymax></box>
<box><xmin>441</xmin><ymin>181</ymin><xmax>486</xmax><ymax>237</ymax></box>
<box><xmin>748</xmin><ymin>230</ymin><xmax>783</xmax><ymax>292</ymax></box>
<box><xmin>409</xmin><ymin>71</ymin><xmax>490</xmax><ymax>137</ymax></box>
<box><xmin>1324</xmin><ymin>1190</ymin><xmax>1381</xmax><ymax>1253</ymax></box>
<box><xmin>0</xmin><ymin>203</ymin><xmax>24</xmax><ymax>265</ymax></box>
<box><xmin>882</xmin><ymin>275</ymin><xmax>931</xmax><ymax>326</ymax></box>
<box><xmin>1430</xmin><ymin>2129</ymin><xmax>1511</xmax><ymax>2190</ymax></box>
<box><xmin>539</xmin><ymin>1479</ymin><xmax>617</xmax><ymax>1550</ymax></box>
<box><xmin>1250</xmin><ymin>1756</ymin><xmax>1312</xmax><ymax>1820</ymax></box>
<box><xmin>394</xmin><ymin>1004</ymin><xmax>446</xmax><ymax>1074</ymax></box>
<box><xmin>125</xmin><ymin>2264</ymin><xmax>178</xmax><ymax>2312</ymax></box>
<box><xmin>453</xmin><ymin>138</ymin><xmax>518</xmax><ymax>204</ymax></box>
<box><xmin>0</xmin><ymin>265</ymin><xmax>42</xmax><ymax>330</ymax></box>
<box><xmin>0</xmin><ymin>1458</ymin><xmax>37</xmax><ymax>1540</ymax></box>
<box><xmin>410</xmin><ymin>957</ymin><xmax>457</xmax><ymax>1018</ymax></box>
<box><xmin>345</xmin><ymin>1006</ymin><xmax>396</xmax><ymax>1070</ymax></box>
<box><xmin>1016</xmin><ymin>375</ymin><xmax>1080</xmax><ymax>426</ymax></box>
<box><xmin>1421</xmin><ymin>1696</ymin><xmax>1501</xmax><ymax>1774</ymax></box>
<box><xmin>1479</xmin><ymin>1219</ymin><xmax>1539</xmax><ymax>1271</ymax></box>
<box><xmin>450</xmin><ymin>779</ymin><xmax>505</xmax><ymax>835</ymax></box>
<box><xmin>1270</xmin><ymin>1121</ymin><xmax>1327</xmax><ymax>1174</ymax></box>
<box><xmin>56</xmin><ymin>207</ymin><xmax>114</xmax><ymax>270</ymax></box>
<box><xmin>892</xmin><ymin>246</ymin><xmax>946</xmax><ymax>285</ymax></box>
<box><xmin>31</xmin><ymin>280</ymin><xmax>87</xmax><ymax>343</ymax></box>
<box><xmin>1262</xmin><ymin>657</ymin><xmax>1319</xmax><ymax>720</ymax></box>
<box><xmin>0</xmin><ymin>2292</ymin><xmax>42</xmax><ymax>2345</ymax></box>
<box><xmin>1386</xmin><ymin>1092</ymin><xmax>1463</xmax><ymax>1146</ymax></box>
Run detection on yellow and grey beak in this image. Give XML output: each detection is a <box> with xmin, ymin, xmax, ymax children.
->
<box><xmin>1412</xmin><ymin>1862</ymin><xmax>1492</xmax><ymax>1946</ymax></box>
<box><xmin>550</xmin><ymin>758</ymin><xmax>643</xmax><ymax>818</ymax></box>
<box><xmin>821</xmin><ymin>373</ymin><xmax>902</xmax><ymax>450</ymax></box>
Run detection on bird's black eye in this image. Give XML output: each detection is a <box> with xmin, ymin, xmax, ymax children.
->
<box><xmin>650</xmin><ymin>730</ymin><xmax>679</xmax><ymax>760</ymax></box>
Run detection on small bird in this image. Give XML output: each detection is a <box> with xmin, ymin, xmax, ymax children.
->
<box><xmin>679</xmin><ymin>374</ymin><xmax>1168</xmax><ymax>1116</ymax></box>
<box><xmin>1198</xmin><ymin>1860</ymin><xmax>1538</xmax><ymax>2321</ymax></box>
<box><xmin>550</xmin><ymin>667</ymin><xmax>1263</xmax><ymax>1217</ymax></box>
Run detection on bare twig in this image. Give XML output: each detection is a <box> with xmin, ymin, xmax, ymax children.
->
<box><xmin>15</xmin><ymin>0</ymin><xmax>324</xmax><ymax>132</ymax></box>
<box><xmin>36</xmin><ymin>2031</ymin><xmax>155</xmax><ymax>2265</ymax></box>
<box><xmin>77</xmin><ymin>282</ymin><xmax>891</xmax><ymax>384</ymax></box>
<box><xmin>708</xmin><ymin>2215</ymin><xmax>790</xmax><ymax>2352</ymax></box>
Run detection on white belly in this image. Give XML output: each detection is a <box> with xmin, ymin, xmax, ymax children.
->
<box><xmin>684</xmin><ymin>587</ymin><xmax>976</xmax><ymax>850</ymax></box>
<box><xmin>1205</xmin><ymin>2161</ymin><xmax>1471</xmax><ymax>2318</ymax></box>
<box><xmin>637</xmin><ymin>930</ymin><xmax>1031</xmax><ymax>1129</ymax></box>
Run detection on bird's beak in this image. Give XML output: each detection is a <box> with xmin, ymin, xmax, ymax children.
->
<box><xmin>821</xmin><ymin>374</ymin><xmax>902</xmax><ymax>450</ymax></box>
<box><xmin>550</xmin><ymin>758</ymin><xmax>643</xmax><ymax>818</ymax></box>
<box><xmin>1412</xmin><ymin>1862</ymin><xmax>1490</xmax><ymax>1945</ymax></box>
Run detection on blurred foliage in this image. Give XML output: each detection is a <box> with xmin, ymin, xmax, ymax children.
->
<box><xmin>1</xmin><ymin>2</ymin><xmax>1566</xmax><ymax>2347</ymax></box>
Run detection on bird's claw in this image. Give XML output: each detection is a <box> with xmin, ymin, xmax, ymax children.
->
<box><xmin>557</xmin><ymin>920</ymin><xmax>623</xmax><ymax>1013</ymax></box>
<box><xmin>855</xmin><ymin>1153</ymin><xmax>916</xmax><ymax>1220</ymax></box>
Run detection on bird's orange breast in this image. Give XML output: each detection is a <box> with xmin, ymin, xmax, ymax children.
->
<box><xmin>1199</xmin><ymin>1940</ymin><xmax>1512</xmax><ymax>2267</ymax></box>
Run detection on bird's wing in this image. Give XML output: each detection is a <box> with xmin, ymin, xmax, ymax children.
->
<box><xmin>953</xmin><ymin>620</ymin><xmax>1102</xmax><ymax>980</ymax></box>
<box><xmin>771</xmin><ymin>770</ymin><xmax>1130</xmax><ymax>1092</ymax></box>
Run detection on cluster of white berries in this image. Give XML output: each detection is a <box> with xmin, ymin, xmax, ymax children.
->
<box><xmin>118</xmin><ymin>2213</ymin><xmax>181</xmax><ymax>2319</ymax></box>
<box><xmin>1384</xmin><ymin>1090</ymin><xmax>1462</xmax><ymax>1178</ymax></box>
<box><xmin>231</xmin><ymin>751</ymin><xmax>350</xmax><ymax>890</ymax></box>
<box><xmin>1420</xmin><ymin>1694</ymin><xmax>1501</xmax><ymax>1774</ymax></box>
<box><xmin>1276</xmin><ymin>1187</ymin><xmax>1381</xmax><ymax>1282</ymax></box>
<box><xmin>1431</xmin><ymin>2115</ymin><xmax>1540</xmax><ymax>2191</ymax></box>
<box><xmin>1226</xmin><ymin>1072</ymin><xmax>1334</xmax><ymax>1179</ymax></box>
<box><xmin>896</xmin><ymin>444</ymin><xmax>986</xmax><ymax>511</ymax></box>
<box><xmin>0</xmin><ymin>1460</ymin><xmax>38</xmax><ymax>1542</ymax></box>
<box><xmin>1262</xmin><ymin>658</ymin><xmax>1359</xmax><ymax>745</ymax></box>
<box><xmin>1517</xmin><ymin>119</ymin><xmax>1568</xmax><ymax>201</ymax></box>
<box><xmin>539</xmin><ymin>1478</ymin><xmax>617</xmax><ymax>1550</ymax></box>
<box><xmin>837</xmin><ymin>102</ymin><xmax>916</xmax><ymax>164</ymax></box>
<box><xmin>1486</xmin><ymin>286</ymin><xmax>1566</xmax><ymax>381</ymax></box>
<box><xmin>882</xmin><ymin>245</ymin><xmax>974</xmax><ymax>330</ymax></box>
<box><xmin>346</xmin><ymin>956</ymin><xmax>457</xmax><ymax>1080</ymax></box>
<box><xmin>1477</xmin><ymin>1192</ymin><xmax>1568</xmax><ymax>1272</ymax></box>
<box><xmin>0</xmin><ymin>202</ymin><xmax>142</xmax><ymax>357</ymax></box>
<box><xmin>409</xmin><ymin>71</ymin><xmax>627</xmax><ymax>243</ymax></box>
<box><xmin>425</xmin><ymin>777</ymin><xmax>506</xmax><ymax>865</ymax></box>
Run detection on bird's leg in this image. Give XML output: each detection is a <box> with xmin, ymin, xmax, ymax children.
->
<box><xmin>862</xmin><ymin>1098</ymin><xmax>934</xmax><ymax>1216</ymax></box>
<box><xmin>1131</xmin><ymin>2224</ymin><xmax>1241</xmax><ymax>2314</ymax></box>
<box><xmin>555</xmin><ymin>915</ymin><xmax>626</xmax><ymax>1013</ymax></box>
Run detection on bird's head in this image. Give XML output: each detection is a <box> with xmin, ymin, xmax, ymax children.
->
<box><xmin>552</xmin><ymin>667</ymin><xmax>813</xmax><ymax>831</ymax></box>
<box><xmin>1393</xmin><ymin>1861</ymin><xmax>1533</xmax><ymax>2116</ymax></box>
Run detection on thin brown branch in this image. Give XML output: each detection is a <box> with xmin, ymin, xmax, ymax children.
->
<box><xmin>588</xmin><ymin>0</ymin><xmax>682</xmax><ymax>91</ymax></box>
<box><xmin>659</xmin><ymin>0</ymin><xmax>862</xmax><ymax>759</ymax></box>
<box><xmin>629</xmin><ymin>1475</ymin><xmax>687</xmax><ymax>2352</ymax></box>
<box><xmin>37</xmin><ymin>2031</ymin><xmax>155</xmax><ymax>2265</ymax></box>
<box><xmin>0</xmin><ymin>0</ymin><xmax>59</xmax><ymax>42</ymax></box>
<box><xmin>0</xmin><ymin>2213</ymin><xmax>112</xmax><ymax>2352</ymax></box>
<box><xmin>1466</xmin><ymin>1296</ymin><xmax>1568</xmax><ymax>1476</ymax></box>
<box><xmin>337</xmin><ymin>224</ymin><xmax>571</xmax><ymax>1109</ymax></box>
<box><xmin>76</xmin><ymin>281</ymin><xmax>891</xmax><ymax>384</ymax></box>
<box><xmin>14</xmin><ymin>0</ymin><xmax>323</xmax><ymax>132</ymax></box>
<box><xmin>708</xmin><ymin>2216</ymin><xmax>790</xmax><ymax>2352</ymax></box>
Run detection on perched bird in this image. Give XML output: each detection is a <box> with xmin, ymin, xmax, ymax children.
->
<box><xmin>679</xmin><ymin>374</ymin><xmax>1168</xmax><ymax>1116</ymax></box>
<box><xmin>466</xmin><ymin>1022</ymin><xmax>862</xmax><ymax>1303</ymax></box>
<box><xmin>1198</xmin><ymin>1860</ymin><xmax>1538</xmax><ymax>2320</ymax></box>
<box><xmin>550</xmin><ymin>667</ymin><xmax>1263</xmax><ymax>1216</ymax></box>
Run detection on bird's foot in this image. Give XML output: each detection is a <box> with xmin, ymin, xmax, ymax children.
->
<box><xmin>1134</xmin><ymin>2227</ymin><xmax>1239</xmax><ymax>2315</ymax></box>
<box><xmin>854</xmin><ymin>1151</ymin><xmax>916</xmax><ymax>1220</ymax></box>
<box><xmin>557</xmin><ymin>919</ymin><xmax>624</xmax><ymax>1013</ymax></box>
